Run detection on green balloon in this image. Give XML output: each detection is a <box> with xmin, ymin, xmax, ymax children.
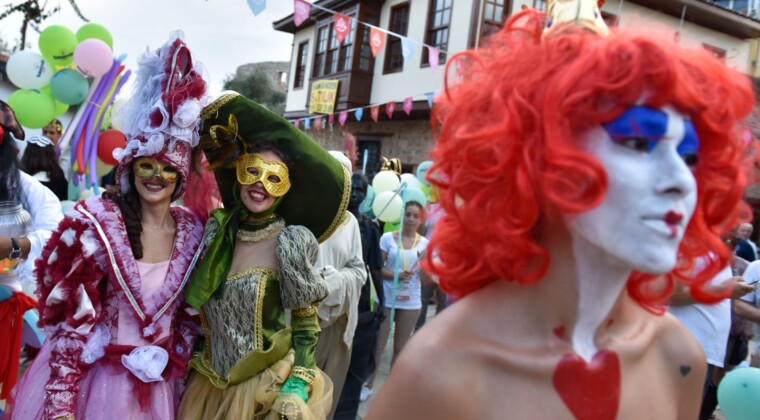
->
<box><xmin>76</xmin><ymin>23</ymin><xmax>113</xmax><ymax>49</ymax></box>
<box><xmin>7</xmin><ymin>89</ymin><xmax>57</xmax><ymax>129</ymax></box>
<box><xmin>718</xmin><ymin>368</ymin><xmax>760</xmax><ymax>420</ymax></box>
<box><xmin>50</xmin><ymin>69</ymin><xmax>89</xmax><ymax>105</ymax></box>
<box><xmin>39</xmin><ymin>25</ymin><xmax>78</xmax><ymax>67</ymax></box>
<box><xmin>41</xmin><ymin>85</ymin><xmax>70</xmax><ymax>116</ymax></box>
<box><xmin>383</xmin><ymin>219</ymin><xmax>401</xmax><ymax>233</ymax></box>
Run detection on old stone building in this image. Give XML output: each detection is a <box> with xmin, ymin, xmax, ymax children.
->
<box><xmin>274</xmin><ymin>0</ymin><xmax>760</xmax><ymax>181</ymax></box>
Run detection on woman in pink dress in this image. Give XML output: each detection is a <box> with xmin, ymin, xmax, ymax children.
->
<box><xmin>4</xmin><ymin>32</ymin><xmax>209</xmax><ymax>420</ymax></box>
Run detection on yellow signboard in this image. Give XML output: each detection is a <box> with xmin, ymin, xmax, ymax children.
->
<box><xmin>309</xmin><ymin>80</ymin><xmax>340</xmax><ymax>114</ymax></box>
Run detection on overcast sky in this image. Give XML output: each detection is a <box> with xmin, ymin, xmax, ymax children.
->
<box><xmin>0</xmin><ymin>0</ymin><xmax>296</xmax><ymax>94</ymax></box>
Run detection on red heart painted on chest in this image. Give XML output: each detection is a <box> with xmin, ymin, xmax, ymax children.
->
<box><xmin>552</xmin><ymin>349</ymin><xmax>621</xmax><ymax>420</ymax></box>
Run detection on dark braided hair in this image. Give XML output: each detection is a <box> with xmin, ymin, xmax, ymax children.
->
<box><xmin>102</xmin><ymin>175</ymin><xmax>144</xmax><ymax>259</ymax></box>
<box><xmin>0</xmin><ymin>130</ymin><xmax>22</xmax><ymax>205</ymax></box>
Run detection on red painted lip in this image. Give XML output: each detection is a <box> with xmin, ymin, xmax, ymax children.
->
<box><xmin>664</xmin><ymin>211</ymin><xmax>683</xmax><ymax>225</ymax></box>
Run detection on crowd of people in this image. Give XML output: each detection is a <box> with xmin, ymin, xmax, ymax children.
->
<box><xmin>3</xmin><ymin>1</ymin><xmax>760</xmax><ymax>419</ymax></box>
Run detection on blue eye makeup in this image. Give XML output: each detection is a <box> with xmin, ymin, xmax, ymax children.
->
<box><xmin>602</xmin><ymin>105</ymin><xmax>700</xmax><ymax>165</ymax></box>
<box><xmin>602</xmin><ymin>106</ymin><xmax>668</xmax><ymax>152</ymax></box>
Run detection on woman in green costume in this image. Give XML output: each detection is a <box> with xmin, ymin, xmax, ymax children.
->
<box><xmin>178</xmin><ymin>92</ymin><xmax>350</xmax><ymax>420</ymax></box>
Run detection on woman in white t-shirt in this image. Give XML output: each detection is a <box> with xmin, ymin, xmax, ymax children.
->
<box><xmin>367</xmin><ymin>200</ymin><xmax>429</xmax><ymax>392</ymax></box>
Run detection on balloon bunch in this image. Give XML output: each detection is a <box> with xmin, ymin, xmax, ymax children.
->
<box><xmin>5</xmin><ymin>23</ymin><xmax>130</xmax><ymax>193</ymax></box>
<box><xmin>6</xmin><ymin>23</ymin><xmax>115</xmax><ymax>129</ymax></box>
<box><xmin>364</xmin><ymin>160</ymin><xmax>438</xmax><ymax>232</ymax></box>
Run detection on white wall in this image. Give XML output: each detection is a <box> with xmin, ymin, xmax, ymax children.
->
<box><xmin>612</xmin><ymin>2</ymin><xmax>751</xmax><ymax>73</ymax></box>
<box><xmin>370</xmin><ymin>0</ymin><xmax>472</xmax><ymax>104</ymax></box>
<box><xmin>285</xmin><ymin>30</ymin><xmax>316</xmax><ymax>113</ymax></box>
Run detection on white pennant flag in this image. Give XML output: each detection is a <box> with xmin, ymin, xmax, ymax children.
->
<box><xmin>401</xmin><ymin>38</ymin><xmax>414</xmax><ymax>63</ymax></box>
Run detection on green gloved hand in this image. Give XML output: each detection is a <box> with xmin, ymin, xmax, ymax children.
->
<box><xmin>280</xmin><ymin>377</ymin><xmax>309</xmax><ymax>402</ymax></box>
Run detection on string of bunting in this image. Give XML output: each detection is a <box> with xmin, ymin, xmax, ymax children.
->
<box><xmin>289</xmin><ymin>90</ymin><xmax>439</xmax><ymax>131</ymax></box>
<box><xmin>245</xmin><ymin>0</ymin><xmax>448</xmax><ymax>72</ymax></box>
<box><xmin>296</xmin><ymin>0</ymin><xmax>448</xmax><ymax>72</ymax></box>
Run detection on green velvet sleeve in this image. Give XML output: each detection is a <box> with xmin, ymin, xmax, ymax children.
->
<box><xmin>290</xmin><ymin>310</ymin><xmax>320</xmax><ymax>370</ymax></box>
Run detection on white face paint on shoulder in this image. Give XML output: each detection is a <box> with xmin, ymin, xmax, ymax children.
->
<box><xmin>565</xmin><ymin>105</ymin><xmax>699</xmax><ymax>275</ymax></box>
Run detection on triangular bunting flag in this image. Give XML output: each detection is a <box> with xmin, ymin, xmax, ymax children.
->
<box><xmin>370</xmin><ymin>27</ymin><xmax>386</xmax><ymax>57</ymax></box>
<box><xmin>334</xmin><ymin>13</ymin><xmax>351</xmax><ymax>44</ymax></box>
<box><xmin>294</xmin><ymin>0</ymin><xmax>311</xmax><ymax>27</ymax></box>
<box><xmin>304</xmin><ymin>117</ymin><xmax>311</xmax><ymax>129</ymax></box>
<box><xmin>315</xmin><ymin>116</ymin><xmax>323</xmax><ymax>130</ymax></box>
<box><xmin>247</xmin><ymin>0</ymin><xmax>266</xmax><ymax>16</ymax></box>
<box><xmin>339</xmin><ymin>110</ymin><xmax>348</xmax><ymax>126</ymax></box>
<box><xmin>425</xmin><ymin>92</ymin><xmax>435</xmax><ymax>108</ymax></box>
<box><xmin>294</xmin><ymin>118</ymin><xmax>301</xmax><ymax>129</ymax></box>
<box><xmin>355</xmin><ymin>108</ymin><xmax>363</xmax><ymax>121</ymax></box>
<box><xmin>370</xmin><ymin>105</ymin><xmax>379</xmax><ymax>122</ymax></box>
<box><xmin>403</xmin><ymin>97</ymin><xmax>413</xmax><ymax>115</ymax></box>
<box><xmin>401</xmin><ymin>38</ymin><xmax>414</xmax><ymax>62</ymax></box>
<box><xmin>328</xmin><ymin>114</ymin><xmax>335</xmax><ymax>131</ymax></box>
<box><xmin>428</xmin><ymin>46</ymin><xmax>440</xmax><ymax>72</ymax></box>
<box><xmin>386</xmin><ymin>101</ymin><xmax>396</xmax><ymax>119</ymax></box>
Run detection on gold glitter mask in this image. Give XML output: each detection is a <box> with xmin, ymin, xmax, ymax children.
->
<box><xmin>236</xmin><ymin>153</ymin><xmax>291</xmax><ymax>197</ymax></box>
<box><xmin>132</xmin><ymin>157</ymin><xmax>180</xmax><ymax>184</ymax></box>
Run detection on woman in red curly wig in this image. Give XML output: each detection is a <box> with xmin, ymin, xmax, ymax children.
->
<box><xmin>367</xmin><ymin>1</ymin><xmax>756</xmax><ymax>419</ymax></box>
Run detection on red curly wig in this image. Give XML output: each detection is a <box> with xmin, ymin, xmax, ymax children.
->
<box><xmin>425</xmin><ymin>10</ymin><xmax>756</xmax><ymax>312</ymax></box>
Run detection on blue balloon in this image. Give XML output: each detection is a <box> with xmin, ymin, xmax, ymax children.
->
<box><xmin>403</xmin><ymin>187</ymin><xmax>427</xmax><ymax>208</ymax></box>
<box><xmin>50</xmin><ymin>68</ymin><xmax>89</xmax><ymax>105</ymax></box>
<box><xmin>361</xmin><ymin>185</ymin><xmax>376</xmax><ymax>218</ymax></box>
<box><xmin>416</xmin><ymin>160</ymin><xmax>433</xmax><ymax>186</ymax></box>
<box><xmin>718</xmin><ymin>367</ymin><xmax>760</xmax><ymax>420</ymax></box>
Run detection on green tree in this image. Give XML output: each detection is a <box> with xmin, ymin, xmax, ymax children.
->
<box><xmin>223</xmin><ymin>69</ymin><xmax>286</xmax><ymax>115</ymax></box>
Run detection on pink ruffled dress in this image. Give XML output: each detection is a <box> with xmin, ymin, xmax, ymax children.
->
<box><xmin>3</xmin><ymin>197</ymin><xmax>204</xmax><ymax>420</ymax></box>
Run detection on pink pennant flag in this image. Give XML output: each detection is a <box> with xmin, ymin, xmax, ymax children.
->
<box><xmin>328</xmin><ymin>114</ymin><xmax>335</xmax><ymax>125</ymax></box>
<box><xmin>403</xmin><ymin>97</ymin><xmax>413</xmax><ymax>115</ymax></box>
<box><xmin>385</xmin><ymin>101</ymin><xmax>396</xmax><ymax>119</ymax></box>
<box><xmin>294</xmin><ymin>0</ymin><xmax>311</xmax><ymax>27</ymax></box>
<box><xmin>334</xmin><ymin>13</ymin><xmax>351</xmax><ymax>44</ymax></box>
<box><xmin>370</xmin><ymin>27</ymin><xmax>386</xmax><ymax>57</ymax></box>
<box><xmin>370</xmin><ymin>105</ymin><xmax>379</xmax><ymax>122</ymax></box>
<box><xmin>339</xmin><ymin>110</ymin><xmax>348</xmax><ymax>126</ymax></box>
<box><xmin>294</xmin><ymin>118</ymin><xmax>301</xmax><ymax>128</ymax></box>
<box><xmin>428</xmin><ymin>46</ymin><xmax>440</xmax><ymax>72</ymax></box>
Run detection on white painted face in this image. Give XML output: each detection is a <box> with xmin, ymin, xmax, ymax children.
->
<box><xmin>565</xmin><ymin>106</ymin><xmax>699</xmax><ymax>274</ymax></box>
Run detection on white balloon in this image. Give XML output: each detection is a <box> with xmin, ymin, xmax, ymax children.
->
<box><xmin>373</xmin><ymin>190</ymin><xmax>403</xmax><ymax>222</ymax></box>
<box><xmin>109</xmin><ymin>96</ymin><xmax>128</xmax><ymax>131</ymax></box>
<box><xmin>400</xmin><ymin>173</ymin><xmax>422</xmax><ymax>190</ymax></box>
<box><xmin>7</xmin><ymin>51</ymin><xmax>54</xmax><ymax>89</ymax></box>
<box><xmin>372</xmin><ymin>170</ymin><xmax>400</xmax><ymax>194</ymax></box>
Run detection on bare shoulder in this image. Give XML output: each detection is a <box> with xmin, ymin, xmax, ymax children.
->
<box><xmin>655</xmin><ymin>312</ymin><xmax>705</xmax><ymax>368</ymax></box>
<box><xmin>653</xmin><ymin>312</ymin><xmax>707</xmax><ymax>418</ymax></box>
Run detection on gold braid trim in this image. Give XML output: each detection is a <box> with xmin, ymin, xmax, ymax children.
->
<box><xmin>254</xmin><ymin>274</ymin><xmax>268</xmax><ymax>349</ymax></box>
<box><xmin>201</xmin><ymin>92</ymin><xmax>240</xmax><ymax>121</ymax></box>
<box><xmin>289</xmin><ymin>366</ymin><xmax>317</xmax><ymax>386</ymax></box>
<box><xmin>291</xmin><ymin>305</ymin><xmax>318</xmax><ymax>318</ymax></box>
<box><xmin>199</xmin><ymin>309</ymin><xmax>216</xmax><ymax>374</ymax></box>
<box><xmin>317</xmin><ymin>165</ymin><xmax>351</xmax><ymax>243</ymax></box>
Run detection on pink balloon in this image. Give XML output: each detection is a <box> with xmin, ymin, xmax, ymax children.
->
<box><xmin>73</xmin><ymin>39</ymin><xmax>113</xmax><ymax>77</ymax></box>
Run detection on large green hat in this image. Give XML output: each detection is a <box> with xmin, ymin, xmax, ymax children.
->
<box><xmin>200</xmin><ymin>92</ymin><xmax>349</xmax><ymax>242</ymax></box>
